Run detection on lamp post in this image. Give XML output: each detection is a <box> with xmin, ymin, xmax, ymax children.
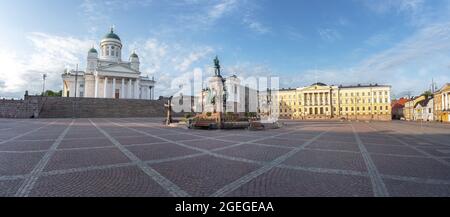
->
<box><xmin>74</xmin><ymin>64</ymin><xmax>78</xmax><ymax>98</ymax></box>
<box><xmin>42</xmin><ymin>74</ymin><xmax>47</xmax><ymax>96</ymax></box>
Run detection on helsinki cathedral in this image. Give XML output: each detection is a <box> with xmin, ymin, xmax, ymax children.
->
<box><xmin>62</xmin><ymin>27</ymin><xmax>156</xmax><ymax>100</ymax></box>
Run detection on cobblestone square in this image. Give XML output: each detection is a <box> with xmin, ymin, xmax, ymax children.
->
<box><xmin>0</xmin><ymin>118</ymin><xmax>449</xmax><ymax>197</ymax></box>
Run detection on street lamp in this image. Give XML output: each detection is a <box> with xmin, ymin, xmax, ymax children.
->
<box><xmin>74</xmin><ymin>64</ymin><xmax>79</xmax><ymax>98</ymax></box>
<box><xmin>42</xmin><ymin>73</ymin><xmax>47</xmax><ymax>96</ymax></box>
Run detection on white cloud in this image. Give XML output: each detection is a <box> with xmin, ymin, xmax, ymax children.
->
<box><xmin>0</xmin><ymin>52</ymin><xmax>27</xmax><ymax>95</ymax></box>
<box><xmin>80</xmin><ymin>0</ymin><xmax>153</xmax><ymax>34</ymax></box>
<box><xmin>243</xmin><ymin>15</ymin><xmax>270</xmax><ymax>34</ymax></box>
<box><xmin>299</xmin><ymin>22</ymin><xmax>450</xmax><ymax>97</ymax></box>
<box><xmin>0</xmin><ymin>33</ymin><xmax>92</xmax><ymax>98</ymax></box>
<box><xmin>175</xmin><ymin>47</ymin><xmax>214</xmax><ymax>72</ymax></box>
<box><xmin>283</xmin><ymin>26</ymin><xmax>304</xmax><ymax>41</ymax></box>
<box><xmin>317</xmin><ymin>28</ymin><xmax>341</xmax><ymax>42</ymax></box>
<box><xmin>208</xmin><ymin>0</ymin><xmax>238</xmax><ymax>20</ymax></box>
<box><xmin>360</xmin><ymin>0</ymin><xmax>430</xmax><ymax>26</ymax></box>
<box><xmin>364</xmin><ymin>32</ymin><xmax>391</xmax><ymax>46</ymax></box>
<box><xmin>362</xmin><ymin>0</ymin><xmax>424</xmax><ymax>14</ymax></box>
<box><xmin>130</xmin><ymin>37</ymin><xmax>216</xmax><ymax>97</ymax></box>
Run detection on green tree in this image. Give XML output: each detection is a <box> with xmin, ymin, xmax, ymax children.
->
<box><xmin>43</xmin><ymin>90</ymin><xmax>62</xmax><ymax>97</ymax></box>
<box><xmin>421</xmin><ymin>90</ymin><xmax>433</xmax><ymax>98</ymax></box>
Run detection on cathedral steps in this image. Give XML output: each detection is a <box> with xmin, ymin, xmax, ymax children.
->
<box><xmin>0</xmin><ymin>96</ymin><xmax>173</xmax><ymax>118</ymax></box>
<box><xmin>37</xmin><ymin>97</ymin><xmax>167</xmax><ymax>118</ymax></box>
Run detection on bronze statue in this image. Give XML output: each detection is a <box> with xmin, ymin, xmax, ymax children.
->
<box><xmin>213</xmin><ymin>56</ymin><xmax>221</xmax><ymax>76</ymax></box>
<box><xmin>164</xmin><ymin>96</ymin><xmax>173</xmax><ymax>125</ymax></box>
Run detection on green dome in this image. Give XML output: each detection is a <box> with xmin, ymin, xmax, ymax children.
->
<box><xmin>130</xmin><ymin>53</ymin><xmax>138</xmax><ymax>58</ymax></box>
<box><xmin>88</xmin><ymin>47</ymin><xmax>97</xmax><ymax>53</ymax></box>
<box><xmin>104</xmin><ymin>29</ymin><xmax>121</xmax><ymax>41</ymax></box>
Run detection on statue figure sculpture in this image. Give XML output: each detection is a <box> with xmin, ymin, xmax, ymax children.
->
<box><xmin>213</xmin><ymin>56</ymin><xmax>221</xmax><ymax>77</ymax></box>
<box><xmin>164</xmin><ymin>96</ymin><xmax>173</xmax><ymax>125</ymax></box>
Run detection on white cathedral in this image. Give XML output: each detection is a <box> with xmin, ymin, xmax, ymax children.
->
<box><xmin>62</xmin><ymin>27</ymin><xmax>156</xmax><ymax>100</ymax></box>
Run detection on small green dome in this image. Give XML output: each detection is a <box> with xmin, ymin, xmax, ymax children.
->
<box><xmin>104</xmin><ymin>28</ymin><xmax>121</xmax><ymax>41</ymax></box>
<box><xmin>88</xmin><ymin>47</ymin><xmax>97</xmax><ymax>53</ymax></box>
<box><xmin>130</xmin><ymin>53</ymin><xmax>139</xmax><ymax>58</ymax></box>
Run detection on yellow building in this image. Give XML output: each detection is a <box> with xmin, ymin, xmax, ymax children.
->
<box><xmin>434</xmin><ymin>83</ymin><xmax>450</xmax><ymax>122</ymax></box>
<box><xmin>269</xmin><ymin>83</ymin><xmax>392</xmax><ymax>121</ymax></box>
<box><xmin>404</xmin><ymin>95</ymin><xmax>426</xmax><ymax>121</ymax></box>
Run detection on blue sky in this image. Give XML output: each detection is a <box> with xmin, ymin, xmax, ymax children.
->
<box><xmin>1</xmin><ymin>0</ymin><xmax>450</xmax><ymax>98</ymax></box>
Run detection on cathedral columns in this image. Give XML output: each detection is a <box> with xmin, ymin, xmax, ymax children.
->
<box><xmin>121</xmin><ymin>78</ymin><xmax>125</xmax><ymax>99</ymax></box>
<box><xmin>103</xmin><ymin>77</ymin><xmax>108</xmax><ymax>98</ymax></box>
<box><xmin>134</xmin><ymin>79</ymin><xmax>140</xmax><ymax>99</ymax></box>
<box><xmin>112</xmin><ymin>78</ymin><xmax>116</xmax><ymax>98</ymax></box>
<box><xmin>152</xmin><ymin>87</ymin><xmax>154</xmax><ymax>100</ymax></box>
<box><xmin>128</xmin><ymin>79</ymin><xmax>132</xmax><ymax>99</ymax></box>
<box><xmin>94</xmin><ymin>76</ymin><xmax>99</xmax><ymax>98</ymax></box>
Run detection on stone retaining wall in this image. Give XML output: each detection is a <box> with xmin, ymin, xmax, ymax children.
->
<box><xmin>0</xmin><ymin>96</ymin><xmax>173</xmax><ymax>118</ymax></box>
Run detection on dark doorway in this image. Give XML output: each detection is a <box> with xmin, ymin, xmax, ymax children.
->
<box><xmin>115</xmin><ymin>89</ymin><xmax>120</xmax><ymax>99</ymax></box>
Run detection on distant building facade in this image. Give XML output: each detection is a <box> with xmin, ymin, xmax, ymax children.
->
<box><xmin>62</xmin><ymin>27</ymin><xmax>155</xmax><ymax>100</ymax></box>
<box><xmin>404</xmin><ymin>95</ymin><xmax>426</xmax><ymax>121</ymax></box>
<box><xmin>198</xmin><ymin>74</ymin><xmax>256</xmax><ymax>115</ymax></box>
<box><xmin>391</xmin><ymin>97</ymin><xmax>408</xmax><ymax>120</ymax></box>
<box><xmin>414</xmin><ymin>97</ymin><xmax>434</xmax><ymax>121</ymax></box>
<box><xmin>434</xmin><ymin>83</ymin><xmax>450</xmax><ymax>122</ymax></box>
<box><xmin>264</xmin><ymin>83</ymin><xmax>392</xmax><ymax>121</ymax></box>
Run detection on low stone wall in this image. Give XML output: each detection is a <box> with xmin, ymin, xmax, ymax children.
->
<box><xmin>0</xmin><ymin>98</ymin><xmax>40</xmax><ymax>118</ymax></box>
<box><xmin>0</xmin><ymin>96</ymin><xmax>172</xmax><ymax>118</ymax></box>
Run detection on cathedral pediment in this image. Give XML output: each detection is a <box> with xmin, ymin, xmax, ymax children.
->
<box><xmin>97</xmin><ymin>63</ymin><xmax>139</xmax><ymax>74</ymax></box>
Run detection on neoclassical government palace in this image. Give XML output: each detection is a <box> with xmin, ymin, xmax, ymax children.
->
<box><xmin>260</xmin><ymin>82</ymin><xmax>392</xmax><ymax>121</ymax></box>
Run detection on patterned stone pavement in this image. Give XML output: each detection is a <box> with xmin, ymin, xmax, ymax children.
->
<box><xmin>0</xmin><ymin>118</ymin><xmax>449</xmax><ymax>197</ymax></box>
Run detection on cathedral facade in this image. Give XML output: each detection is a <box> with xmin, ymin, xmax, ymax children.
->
<box><xmin>62</xmin><ymin>27</ymin><xmax>156</xmax><ymax>100</ymax></box>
